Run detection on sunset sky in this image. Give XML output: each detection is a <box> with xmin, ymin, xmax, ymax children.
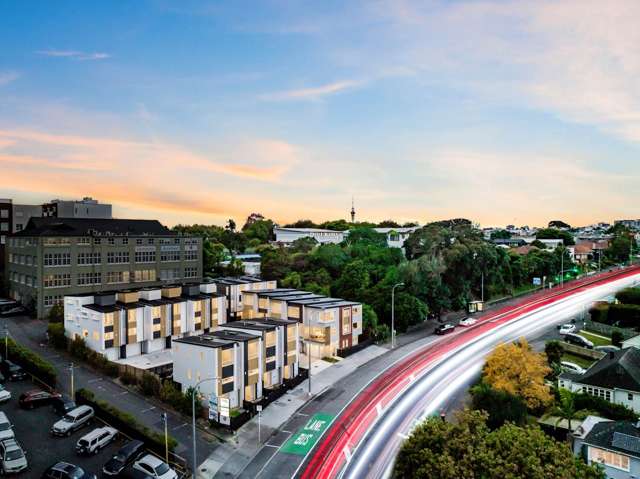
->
<box><xmin>1</xmin><ymin>1</ymin><xmax>639</xmax><ymax>228</ymax></box>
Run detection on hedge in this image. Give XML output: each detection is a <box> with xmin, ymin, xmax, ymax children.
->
<box><xmin>573</xmin><ymin>393</ymin><xmax>638</xmax><ymax>421</ymax></box>
<box><xmin>47</xmin><ymin>322</ymin><xmax>67</xmax><ymax>350</ymax></box>
<box><xmin>589</xmin><ymin>304</ymin><xmax>610</xmax><ymax>324</ymax></box>
<box><xmin>76</xmin><ymin>388</ymin><xmax>178</xmax><ymax>453</ymax></box>
<box><xmin>609</xmin><ymin>304</ymin><xmax>640</xmax><ymax>328</ymax></box>
<box><xmin>616</xmin><ymin>287</ymin><xmax>640</xmax><ymax>306</ymax></box>
<box><xmin>2</xmin><ymin>338</ymin><xmax>57</xmax><ymax>385</ymax></box>
<box><xmin>67</xmin><ymin>337</ymin><xmax>119</xmax><ymax>378</ymax></box>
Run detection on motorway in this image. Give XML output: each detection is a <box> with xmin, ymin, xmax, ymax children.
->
<box><xmin>298</xmin><ymin>266</ymin><xmax>640</xmax><ymax>479</ymax></box>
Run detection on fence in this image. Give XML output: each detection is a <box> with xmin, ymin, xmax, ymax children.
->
<box><xmin>585</xmin><ymin>320</ymin><xmax>638</xmax><ymax>340</ymax></box>
<box><xmin>337</xmin><ymin>338</ymin><xmax>373</xmax><ymax>358</ymax></box>
<box><xmin>558</xmin><ymin>341</ymin><xmax>606</xmax><ymax>360</ymax></box>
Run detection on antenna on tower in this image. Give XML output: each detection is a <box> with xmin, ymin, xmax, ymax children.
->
<box><xmin>350</xmin><ymin>196</ymin><xmax>356</xmax><ymax>223</ymax></box>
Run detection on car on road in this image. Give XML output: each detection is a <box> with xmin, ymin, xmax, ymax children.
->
<box><xmin>19</xmin><ymin>389</ymin><xmax>63</xmax><ymax>409</ymax></box>
<box><xmin>76</xmin><ymin>426</ymin><xmax>118</xmax><ymax>455</ymax></box>
<box><xmin>0</xmin><ymin>438</ymin><xmax>27</xmax><ymax>474</ymax></box>
<box><xmin>0</xmin><ymin>361</ymin><xmax>27</xmax><ymax>381</ymax></box>
<box><xmin>558</xmin><ymin>324</ymin><xmax>577</xmax><ymax>335</ymax></box>
<box><xmin>42</xmin><ymin>461</ymin><xmax>97</xmax><ymax>479</ymax></box>
<box><xmin>595</xmin><ymin>345</ymin><xmax>620</xmax><ymax>354</ymax></box>
<box><xmin>458</xmin><ymin>317</ymin><xmax>477</xmax><ymax>327</ymax></box>
<box><xmin>564</xmin><ymin>333</ymin><xmax>594</xmax><ymax>349</ymax></box>
<box><xmin>0</xmin><ymin>384</ymin><xmax>11</xmax><ymax>404</ymax></box>
<box><xmin>102</xmin><ymin>439</ymin><xmax>146</xmax><ymax>476</ymax></box>
<box><xmin>133</xmin><ymin>455</ymin><xmax>178</xmax><ymax>479</ymax></box>
<box><xmin>560</xmin><ymin>361</ymin><xmax>586</xmax><ymax>374</ymax></box>
<box><xmin>52</xmin><ymin>396</ymin><xmax>77</xmax><ymax>416</ymax></box>
<box><xmin>0</xmin><ymin>413</ymin><xmax>14</xmax><ymax>442</ymax></box>
<box><xmin>51</xmin><ymin>405</ymin><xmax>94</xmax><ymax>437</ymax></box>
<box><xmin>434</xmin><ymin>323</ymin><xmax>456</xmax><ymax>335</ymax></box>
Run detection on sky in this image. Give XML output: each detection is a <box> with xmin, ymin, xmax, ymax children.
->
<box><xmin>1</xmin><ymin>0</ymin><xmax>639</xmax><ymax>228</ymax></box>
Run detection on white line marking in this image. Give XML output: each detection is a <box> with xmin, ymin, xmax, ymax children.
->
<box><xmin>343</xmin><ymin>446</ymin><xmax>352</xmax><ymax>463</ymax></box>
<box><xmin>280</xmin><ymin>430</ymin><xmax>291</xmax><ymax>433</ymax></box>
<box><xmin>141</xmin><ymin>406</ymin><xmax>156</xmax><ymax>413</ymax></box>
<box><xmin>88</xmin><ymin>378</ymin><xmax>103</xmax><ymax>383</ymax></box>
<box><xmin>172</xmin><ymin>423</ymin><xmax>188</xmax><ymax>431</ymax></box>
<box><xmin>264</xmin><ymin>444</ymin><xmax>280</xmax><ymax>449</ymax></box>
<box><xmin>119</xmin><ymin>391</ymin><xmax>128</xmax><ymax>396</ymax></box>
<box><xmin>376</xmin><ymin>402</ymin><xmax>383</xmax><ymax>416</ymax></box>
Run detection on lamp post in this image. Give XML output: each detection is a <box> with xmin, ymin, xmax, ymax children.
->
<box><xmin>391</xmin><ymin>283</ymin><xmax>404</xmax><ymax>349</ymax></box>
<box><xmin>68</xmin><ymin>363</ymin><xmax>75</xmax><ymax>401</ymax></box>
<box><xmin>160</xmin><ymin>412</ymin><xmax>168</xmax><ymax>463</ymax></box>
<box><xmin>192</xmin><ymin>377</ymin><xmax>219</xmax><ymax>477</ymax></box>
<box><xmin>560</xmin><ymin>246</ymin><xmax>565</xmax><ymax>288</ymax></box>
<box><xmin>473</xmin><ymin>253</ymin><xmax>485</xmax><ymax>303</ymax></box>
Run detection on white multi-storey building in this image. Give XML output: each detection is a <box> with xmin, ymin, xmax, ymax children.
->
<box><xmin>211</xmin><ymin>276</ymin><xmax>277</xmax><ymax>322</ymax></box>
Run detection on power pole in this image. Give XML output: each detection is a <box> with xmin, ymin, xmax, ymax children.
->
<box><xmin>68</xmin><ymin>363</ymin><xmax>75</xmax><ymax>400</ymax></box>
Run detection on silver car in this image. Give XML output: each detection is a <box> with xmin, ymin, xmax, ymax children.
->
<box><xmin>0</xmin><ymin>438</ymin><xmax>27</xmax><ymax>474</ymax></box>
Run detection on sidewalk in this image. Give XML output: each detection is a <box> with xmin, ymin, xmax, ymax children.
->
<box><xmin>198</xmin><ymin>345</ymin><xmax>387</xmax><ymax>479</ymax></box>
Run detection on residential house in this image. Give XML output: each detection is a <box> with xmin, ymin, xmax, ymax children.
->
<box><xmin>211</xmin><ymin>276</ymin><xmax>277</xmax><ymax>322</ymax></box>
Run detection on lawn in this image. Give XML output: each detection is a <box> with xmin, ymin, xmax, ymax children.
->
<box><xmin>578</xmin><ymin>330</ymin><xmax>612</xmax><ymax>347</ymax></box>
<box><xmin>562</xmin><ymin>352</ymin><xmax>596</xmax><ymax>369</ymax></box>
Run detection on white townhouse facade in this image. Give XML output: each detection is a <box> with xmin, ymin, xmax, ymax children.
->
<box><xmin>273</xmin><ymin>226</ymin><xmax>419</xmax><ymax>250</ymax></box>
<box><xmin>211</xmin><ymin>276</ymin><xmax>277</xmax><ymax>322</ymax></box>
<box><xmin>373</xmin><ymin>227</ymin><xmax>419</xmax><ymax>249</ymax></box>
<box><xmin>64</xmin><ymin>282</ymin><xmax>226</xmax><ymax>365</ymax></box>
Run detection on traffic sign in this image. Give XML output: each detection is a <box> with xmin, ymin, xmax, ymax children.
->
<box><xmin>281</xmin><ymin>413</ymin><xmax>334</xmax><ymax>456</ymax></box>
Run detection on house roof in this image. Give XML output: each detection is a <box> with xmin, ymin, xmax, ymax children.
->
<box><xmin>174</xmin><ymin>335</ymin><xmax>234</xmax><ymax>349</ymax></box>
<box><xmin>14</xmin><ymin>217</ymin><xmax>176</xmax><ymax>237</ymax></box>
<box><xmin>510</xmin><ymin>245</ymin><xmax>538</xmax><ymax>256</ymax></box>
<box><xmin>571</xmin><ymin>347</ymin><xmax>640</xmax><ymax>392</ymax></box>
<box><xmin>574</xmin><ymin>243</ymin><xmax>594</xmax><ymax>255</ymax></box>
<box><xmin>584</xmin><ymin>421</ymin><xmax>640</xmax><ymax>458</ymax></box>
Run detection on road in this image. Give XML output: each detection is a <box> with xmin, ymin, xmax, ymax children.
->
<box><xmin>321</xmin><ymin>266</ymin><xmax>640</xmax><ymax>479</ymax></box>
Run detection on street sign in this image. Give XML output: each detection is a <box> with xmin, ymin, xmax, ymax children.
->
<box><xmin>219</xmin><ymin>397</ymin><xmax>230</xmax><ymax>419</ymax></box>
<box><xmin>533</xmin><ymin>277</ymin><xmax>542</xmax><ymax>286</ymax></box>
<box><xmin>256</xmin><ymin>405</ymin><xmax>262</xmax><ymax>412</ymax></box>
<box><xmin>281</xmin><ymin>413</ymin><xmax>334</xmax><ymax>456</ymax></box>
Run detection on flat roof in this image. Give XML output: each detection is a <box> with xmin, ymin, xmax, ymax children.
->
<box><xmin>210</xmin><ymin>330</ymin><xmax>258</xmax><ymax>342</ymax></box>
<box><xmin>305</xmin><ymin>300</ymin><xmax>360</xmax><ymax>309</ymax></box>
<box><xmin>243</xmin><ymin>288</ymin><xmax>295</xmax><ymax>295</ymax></box>
<box><xmin>222</xmin><ymin>321</ymin><xmax>276</xmax><ymax>332</ymax></box>
<box><xmin>174</xmin><ymin>335</ymin><xmax>234</xmax><ymax>349</ymax></box>
<box><xmin>253</xmin><ymin>317</ymin><xmax>298</xmax><ymax>326</ymax></box>
<box><xmin>84</xmin><ymin>304</ymin><xmax>121</xmax><ymax>314</ymax></box>
<box><xmin>115</xmin><ymin>349</ymin><xmax>173</xmax><ymax>369</ymax></box>
<box><xmin>257</xmin><ymin>290</ymin><xmax>312</xmax><ymax>299</ymax></box>
<box><xmin>212</xmin><ymin>276</ymin><xmax>265</xmax><ymax>285</ymax></box>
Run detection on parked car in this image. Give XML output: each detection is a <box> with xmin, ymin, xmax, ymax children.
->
<box><xmin>0</xmin><ymin>413</ymin><xmax>14</xmax><ymax>442</ymax></box>
<box><xmin>0</xmin><ymin>361</ymin><xmax>27</xmax><ymax>381</ymax></box>
<box><xmin>103</xmin><ymin>440</ymin><xmax>146</xmax><ymax>476</ymax></box>
<box><xmin>564</xmin><ymin>333</ymin><xmax>594</xmax><ymax>349</ymax></box>
<box><xmin>76</xmin><ymin>426</ymin><xmax>118</xmax><ymax>455</ymax></box>
<box><xmin>51</xmin><ymin>405</ymin><xmax>94</xmax><ymax>437</ymax></box>
<box><xmin>595</xmin><ymin>345</ymin><xmax>620</xmax><ymax>353</ymax></box>
<box><xmin>41</xmin><ymin>461</ymin><xmax>96</xmax><ymax>479</ymax></box>
<box><xmin>0</xmin><ymin>438</ymin><xmax>27</xmax><ymax>474</ymax></box>
<box><xmin>558</xmin><ymin>324</ymin><xmax>577</xmax><ymax>335</ymax></box>
<box><xmin>458</xmin><ymin>317</ymin><xmax>477</xmax><ymax>327</ymax></box>
<box><xmin>52</xmin><ymin>396</ymin><xmax>77</xmax><ymax>416</ymax></box>
<box><xmin>0</xmin><ymin>305</ymin><xmax>26</xmax><ymax>317</ymax></box>
<box><xmin>560</xmin><ymin>361</ymin><xmax>586</xmax><ymax>374</ymax></box>
<box><xmin>119</xmin><ymin>467</ymin><xmax>154</xmax><ymax>479</ymax></box>
<box><xmin>19</xmin><ymin>389</ymin><xmax>63</xmax><ymax>409</ymax></box>
<box><xmin>133</xmin><ymin>455</ymin><xmax>178</xmax><ymax>479</ymax></box>
<box><xmin>435</xmin><ymin>324</ymin><xmax>456</xmax><ymax>335</ymax></box>
<box><xmin>0</xmin><ymin>384</ymin><xmax>11</xmax><ymax>404</ymax></box>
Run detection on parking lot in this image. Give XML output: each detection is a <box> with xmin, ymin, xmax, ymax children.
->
<box><xmin>1</xmin><ymin>378</ymin><xmax>123</xmax><ymax>477</ymax></box>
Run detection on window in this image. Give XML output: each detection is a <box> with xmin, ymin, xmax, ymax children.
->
<box><xmin>133</xmin><ymin>269</ymin><xmax>156</xmax><ymax>282</ymax></box>
<box><xmin>43</xmin><ymin>253</ymin><xmax>71</xmax><ymax>267</ymax></box>
<box><xmin>43</xmin><ymin>295</ymin><xmax>63</xmax><ymax>307</ymax></box>
<box><xmin>108</xmin><ymin>237</ymin><xmax>115</xmax><ymax>245</ymax></box>
<box><xmin>184</xmin><ymin>267</ymin><xmax>198</xmax><ymax>279</ymax></box>
<box><xmin>43</xmin><ymin>273</ymin><xmax>71</xmax><ymax>288</ymax></box>
<box><xmin>122</xmin><ymin>238</ymin><xmax>129</xmax><ymax>245</ymax></box>
<box><xmin>135</xmin><ymin>251</ymin><xmax>156</xmax><ymax>263</ymax></box>
<box><xmin>43</xmin><ymin>237</ymin><xmax>71</xmax><ymax>246</ymax></box>
<box><xmin>0</xmin><ymin>223</ymin><xmax>8</xmax><ymax>232</ymax></box>
<box><xmin>107</xmin><ymin>251</ymin><xmax>129</xmax><ymax>264</ymax></box>
<box><xmin>184</xmin><ymin>250</ymin><xmax>198</xmax><ymax>261</ymax></box>
<box><xmin>77</xmin><ymin>272</ymin><xmax>101</xmax><ymax>286</ymax></box>
<box><xmin>148</xmin><ymin>238</ymin><xmax>154</xmax><ymax>245</ymax></box>
<box><xmin>77</xmin><ymin>252</ymin><xmax>101</xmax><ymax>265</ymax></box>
<box><xmin>629</xmin><ymin>393</ymin><xmax>634</xmax><ymax>401</ymax></box>
<box><xmin>160</xmin><ymin>250</ymin><xmax>180</xmax><ymax>262</ymax></box>
<box><xmin>160</xmin><ymin>269</ymin><xmax>180</xmax><ymax>281</ymax></box>
<box><xmin>0</xmin><ymin>210</ymin><xmax>7</xmax><ymax>218</ymax></box>
<box><xmin>106</xmin><ymin>271</ymin><xmax>129</xmax><ymax>284</ymax></box>
<box><xmin>94</xmin><ymin>238</ymin><xmax>101</xmax><ymax>245</ymax></box>
<box><xmin>92</xmin><ymin>331</ymin><xmax>100</xmax><ymax>341</ymax></box>
<box><xmin>77</xmin><ymin>237</ymin><xmax>91</xmax><ymax>246</ymax></box>
<box><xmin>0</xmin><ymin>235</ymin><xmax>4</xmax><ymax>245</ymax></box>
<box><xmin>136</xmin><ymin>239</ymin><xmax>143</xmax><ymax>245</ymax></box>
<box><xmin>589</xmin><ymin>446</ymin><xmax>630</xmax><ymax>471</ymax></box>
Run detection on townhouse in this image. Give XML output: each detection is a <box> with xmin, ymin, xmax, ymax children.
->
<box><xmin>7</xmin><ymin>217</ymin><xmax>202</xmax><ymax>317</ymax></box>
<box><xmin>211</xmin><ymin>276</ymin><xmax>277</xmax><ymax>322</ymax></box>
<box><xmin>240</xmin><ymin>288</ymin><xmax>363</xmax><ymax>358</ymax></box>
<box><xmin>64</xmin><ymin>282</ymin><xmax>225</xmax><ymax>368</ymax></box>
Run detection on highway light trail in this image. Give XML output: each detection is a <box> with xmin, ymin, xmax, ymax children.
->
<box><xmin>299</xmin><ymin>266</ymin><xmax>640</xmax><ymax>479</ymax></box>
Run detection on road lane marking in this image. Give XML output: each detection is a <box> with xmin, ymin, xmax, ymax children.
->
<box><xmin>376</xmin><ymin>402</ymin><xmax>383</xmax><ymax>416</ymax></box>
<box><xmin>119</xmin><ymin>391</ymin><xmax>128</xmax><ymax>396</ymax></box>
<box><xmin>141</xmin><ymin>406</ymin><xmax>156</xmax><ymax>413</ymax></box>
<box><xmin>88</xmin><ymin>378</ymin><xmax>103</xmax><ymax>383</ymax></box>
<box><xmin>172</xmin><ymin>423</ymin><xmax>188</xmax><ymax>431</ymax></box>
<box><xmin>343</xmin><ymin>446</ymin><xmax>352</xmax><ymax>463</ymax></box>
<box><xmin>264</xmin><ymin>444</ymin><xmax>280</xmax><ymax>448</ymax></box>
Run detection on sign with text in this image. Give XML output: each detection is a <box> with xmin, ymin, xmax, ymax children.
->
<box><xmin>208</xmin><ymin>395</ymin><xmax>218</xmax><ymax>421</ymax></box>
<box><xmin>281</xmin><ymin>413</ymin><xmax>334</xmax><ymax>456</ymax></box>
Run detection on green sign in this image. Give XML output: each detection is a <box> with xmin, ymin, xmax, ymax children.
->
<box><xmin>281</xmin><ymin>413</ymin><xmax>334</xmax><ymax>456</ymax></box>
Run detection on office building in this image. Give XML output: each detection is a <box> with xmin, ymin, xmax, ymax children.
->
<box><xmin>7</xmin><ymin>217</ymin><xmax>202</xmax><ymax>317</ymax></box>
<box><xmin>42</xmin><ymin>197</ymin><xmax>112</xmax><ymax>219</ymax></box>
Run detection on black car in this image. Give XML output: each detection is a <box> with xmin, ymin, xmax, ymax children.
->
<box><xmin>41</xmin><ymin>461</ymin><xmax>96</xmax><ymax>479</ymax></box>
<box><xmin>102</xmin><ymin>440</ymin><xmax>145</xmax><ymax>476</ymax></box>
<box><xmin>51</xmin><ymin>396</ymin><xmax>77</xmax><ymax>416</ymax></box>
<box><xmin>564</xmin><ymin>333</ymin><xmax>594</xmax><ymax>349</ymax></box>
<box><xmin>435</xmin><ymin>323</ymin><xmax>456</xmax><ymax>335</ymax></box>
<box><xmin>1</xmin><ymin>361</ymin><xmax>27</xmax><ymax>381</ymax></box>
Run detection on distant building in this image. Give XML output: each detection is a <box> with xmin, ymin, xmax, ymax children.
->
<box><xmin>273</xmin><ymin>226</ymin><xmax>419</xmax><ymax>250</ymax></box>
<box><xmin>12</xmin><ymin>204</ymin><xmax>43</xmax><ymax>233</ymax></box>
<box><xmin>7</xmin><ymin>217</ymin><xmax>202</xmax><ymax>317</ymax></box>
<box><xmin>0</xmin><ymin>199</ymin><xmax>11</xmax><ymax>283</ymax></box>
<box><xmin>615</xmin><ymin>220</ymin><xmax>640</xmax><ymax>231</ymax></box>
<box><xmin>42</xmin><ymin>197</ymin><xmax>112</xmax><ymax>219</ymax></box>
<box><xmin>219</xmin><ymin>254</ymin><xmax>262</xmax><ymax>276</ymax></box>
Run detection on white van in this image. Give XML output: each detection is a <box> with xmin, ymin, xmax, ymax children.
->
<box><xmin>76</xmin><ymin>426</ymin><xmax>117</xmax><ymax>455</ymax></box>
<box><xmin>0</xmin><ymin>413</ymin><xmax>14</xmax><ymax>441</ymax></box>
<box><xmin>51</xmin><ymin>405</ymin><xmax>94</xmax><ymax>437</ymax></box>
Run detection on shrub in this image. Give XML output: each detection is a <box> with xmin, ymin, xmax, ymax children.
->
<box><xmin>121</xmin><ymin>371</ymin><xmax>138</xmax><ymax>386</ymax></box>
<box><xmin>589</xmin><ymin>304</ymin><xmax>610</xmax><ymax>324</ymax></box>
<box><xmin>609</xmin><ymin>304</ymin><xmax>640</xmax><ymax>328</ymax></box>
<box><xmin>159</xmin><ymin>381</ymin><xmax>202</xmax><ymax>417</ymax></box>
<box><xmin>140</xmin><ymin>373</ymin><xmax>161</xmax><ymax>397</ymax></box>
<box><xmin>616</xmin><ymin>288</ymin><xmax>640</xmax><ymax>306</ymax></box>
<box><xmin>471</xmin><ymin>382</ymin><xmax>528</xmax><ymax>429</ymax></box>
<box><xmin>68</xmin><ymin>336</ymin><xmax>89</xmax><ymax>360</ymax></box>
<box><xmin>573</xmin><ymin>392</ymin><xmax>638</xmax><ymax>421</ymax></box>
<box><xmin>47</xmin><ymin>322</ymin><xmax>67</xmax><ymax>350</ymax></box>
<box><xmin>76</xmin><ymin>388</ymin><xmax>178</xmax><ymax>453</ymax></box>
<box><xmin>611</xmin><ymin>331</ymin><xmax>624</xmax><ymax>347</ymax></box>
<box><xmin>2</xmin><ymin>338</ymin><xmax>57</xmax><ymax>385</ymax></box>
<box><xmin>47</xmin><ymin>303</ymin><xmax>64</xmax><ymax>323</ymax></box>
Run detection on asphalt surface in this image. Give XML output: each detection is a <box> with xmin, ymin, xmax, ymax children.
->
<box><xmin>3</xmin><ymin>316</ymin><xmax>219</xmax><ymax>468</ymax></box>
<box><xmin>0</xmin><ymin>377</ymin><xmax>122</xmax><ymax>477</ymax></box>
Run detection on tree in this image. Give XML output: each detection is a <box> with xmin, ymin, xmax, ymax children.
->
<box><xmin>203</xmin><ymin>241</ymin><xmax>226</xmax><ymax>274</ymax></box>
<box><xmin>616</xmin><ymin>288</ymin><xmax>640</xmax><ymax>305</ymax></box>
<box><xmin>482</xmin><ymin>338</ymin><xmax>553</xmax><ymax>410</ymax></box>
<box><xmin>530</xmin><ymin>239</ymin><xmax>546</xmax><ymax>249</ymax></box>
<box><xmin>224</xmin><ymin>258</ymin><xmax>245</xmax><ymax>276</ymax></box>
<box><xmin>471</xmin><ymin>382</ymin><xmax>528</xmax><ymax>429</ymax></box>
<box><xmin>284</xmin><ymin>219</ymin><xmax>318</xmax><ymax>228</ymax></box>
<box><xmin>281</xmin><ymin>271</ymin><xmax>303</xmax><ymax>289</ymax></box>
<box><xmin>544</xmin><ymin>388</ymin><xmax>591</xmax><ymax>432</ymax></box>
<box><xmin>536</xmin><ymin>228</ymin><xmax>575</xmax><ymax>246</ymax></box>
<box><xmin>333</xmin><ymin>260</ymin><xmax>370</xmax><ymax>301</ymax></box>
<box><xmin>290</xmin><ymin>237</ymin><xmax>318</xmax><ymax>254</ymax></box>
<box><xmin>394</xmin><ymin>410</ymin><xmax>604</xmax><ymax>479</ymax></box>
<box><xmin>47</xmin><ymin>303</ymin><xmax>64</xmax><ymax>323</ymax></box>
<box><xmin>545</xmin><ymin>340</ymin><xmax>564</xmax><ymax>367</ymax></box>
<box><xmin>342</xmin><ymin>227</ymin><xmax>387</xmax><ymax>248</ymax></box>
<box><xmin>548</xmin><ymin>220</ymin><xmax>571</xmax><ymax>229</ymax></box>
<box><xmin>490</xmin><ymin>229</ymin><xmax>512</xmax><ymax>240</ymax></box>
<box><xmin>377</xmin><ymin>219</ymin><xmax>400</xmax><ymax>228</ymax></box>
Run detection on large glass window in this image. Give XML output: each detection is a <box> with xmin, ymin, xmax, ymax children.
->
<box><xmin>589</xmin><ymin>447</ymin><xmax>630</xmax><ymax>471</ymax></box>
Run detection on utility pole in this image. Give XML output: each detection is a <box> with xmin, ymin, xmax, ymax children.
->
<box><xmin>257</xmin><ymin>405</ymin><xmax>262</xmax><ymax>445</ymax></box>
<box><xmin>68</xmin><ymin>363</ymin><xmax>75</xmax><ymax>401</ymax></box>
<box><xmin>160</xmin><ymin>412</ymin><xmax>168</xmax><ymax>463</ymax></box>
<box><xmin>391</xmin><ymin>283</ymin><xmax>404</xmax><ymax>349</ymax></box>
<box><xmin>192</xmin><ymin>378</ymin><xmax>219</xmax><ymax>476</ymax></box>
<box><xmin>307</xmin><ymin>314</ymin><xmax>312</xmax><ymax>396</ymax></box>
<box><xmin>560</xmin><ymin>247</ymin><xmax>565</xmax><ymax>288</ymax></box>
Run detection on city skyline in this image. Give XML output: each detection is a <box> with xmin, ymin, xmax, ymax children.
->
<box><xmin>2</xmin><ymin>1</ymin><xmax>640</xmax><ymax>226</ymax></box>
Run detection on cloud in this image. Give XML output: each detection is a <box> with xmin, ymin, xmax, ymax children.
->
<box><xmin>259</xmin><ymin>80</ymin><xmax>363</xmax><ymax>101</ymax></box>
<box><xmin>0</xmin><ymin>71</ymin><xmax>19</xmax><ymax>86</ymax></box>
<box><xmin>36</xmin><ymin>49</ymin><xmax>111</xmax><ymax>61</ymax></box>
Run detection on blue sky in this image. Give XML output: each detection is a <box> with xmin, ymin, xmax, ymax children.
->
<box><xmin>1</xmin><ymin>0</ymin><xmax>639</xmax><ymax>227</ymax></box>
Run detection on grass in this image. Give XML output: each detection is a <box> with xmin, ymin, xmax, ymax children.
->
<box><xmin>578</xmin><ymin>330</ymin><xmax>612</xmax><ymax>347</ymax></box>
<box><xmin>562</xmin><ymin>352</ymin><xmax>596</xmax><ymax>369</ymax></box>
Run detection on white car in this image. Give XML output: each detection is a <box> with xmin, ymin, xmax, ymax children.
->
<box><xmin>0</xmin><ymin>438</ymin><xmax>27</xmax><ymax>474</ymax></box>
<box><xmin>0</xmin><ymin>385</ymin><xmax>11</xmax><ymax>403</ymax></box>
<box><xmin>0</xmin><ymin>413</ymin><xmax>14</xmax><ymax>442</ymax></box>
<box><xmin>560</xmin><ymin>361</ymin><xmax>586</xmax><ymax>375</ymax></box>
<box><xmin>459</xmin><ymin>317</ymin><xmax>477</xmax><ymax>327</ymax></box>
<box><xmin>133</xmin><ymin>454</ymin><xmax>178</xmax><ymax>479</ymax></box>
<box><xmin>76</xmin><ymin>426</ymin><xmax>118</xmax><ymax>455</ymax></box>
<box><xmin>559</xmin><ymin>324</ymin><xmax>577</xmax><ymax>335</ymax></box>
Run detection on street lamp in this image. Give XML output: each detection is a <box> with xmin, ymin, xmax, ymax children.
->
<box><xmin>192</xmin><ymin>377</ymin><xmax>219</xmax><ymax>478</ymax></box>
<box><xmin>391</xmin><ymin>283</ymin><xmax>404</xmax><ymax>349</ymax></box>
<box><xmin>68</xmin><ymin>363</ymin><xmax>75</xmax><ymax>401</ymax></box>
<box><xmin>160</xmin><ymin>412</ymin><xmax>169</xmax><ymax>463</ymax></box>
<box><xmin>473</xmin><ymin>253</ymin><xmax>484</xmax><ymax>303</ymax></box>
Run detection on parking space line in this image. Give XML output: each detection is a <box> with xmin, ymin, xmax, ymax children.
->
<box><xmin>88</xmin><ymin>378</ymin><xmax>103</xmax><ymax>383</ymax></box>
<box><xmin>118</xmin><ymin>391</ymin><xmax>128</xmax><ymax>396</ymax></box>
<box><xmin>141</xmin><ymin>406</ymin><xmax>156</xmax><ymax>413</ymax></box>
<box><xmin>172</xmin><ymin>423</ymin><xmax>188</xmax><ymax>431</ymax></box>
